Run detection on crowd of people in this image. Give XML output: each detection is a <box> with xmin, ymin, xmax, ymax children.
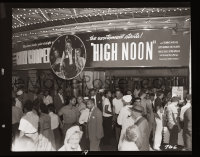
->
<box><xmin>12</xmin><ymin>86</ymin><xmax>192</xmax><ymax>151</ymax></box>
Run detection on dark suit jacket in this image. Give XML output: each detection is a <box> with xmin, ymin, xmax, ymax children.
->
<box><xmin>146</xmin><ymin>99</ymin><xmax>156</xmax><ymax>128</ymax></box>
<box><xmin>88</xmin><ymin>107</ymin><xmax>104</xmax><ymax>141</ymax></box>
<box><xmin>183</xmin><ymin>107</ymin><xmax>192</xmax><ymax>150</ymax></box>
<box><xmin>183</xmin><ymin>107</ymin><xmax>192</xmax><ymax>135</ymax></box>
<box><xmin>89</xmin><ymin>93</ymin><xmax>103</xmax><ymax>112</ymax></box>
<box><xmin>96</xmin><ymin>93</ymin><xmax>103</xmax><ymax>112</ymax></box>
<box><xmin>135</xmin><ymin>117</ymin><xmax>150</xmax><ymax>151</ymax></box>
<box><xmin>54</xmin><ymin>94</ymin><xmax>65</xmax><ymax>113</ymax></box>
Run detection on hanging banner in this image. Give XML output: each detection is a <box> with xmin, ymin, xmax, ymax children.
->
<box><xmin>13</xmin><ymin>29</ymin><xmax>190</xmax><ymax>70</ymax></box>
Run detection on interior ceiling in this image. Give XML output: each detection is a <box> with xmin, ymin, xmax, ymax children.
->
<box><xmin>12</xmin><ymin>8</ymin><xmax>191</xmax><ymax>45</ymax></box>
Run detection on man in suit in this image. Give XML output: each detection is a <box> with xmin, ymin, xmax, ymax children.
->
<box><xmin>183</xmin><ymin>106</ymin><xmax>192</xmax><ymax>151</ymax></box>
<box><xmin>86</xmin><ymin>99</ymin><xmax>104</xmax><ymax>151</ymax></box>
<box><xmin>89</xmin><ymin>88</ymin><xmax>103</xmax><ymax>112</ymax></box>
<box><xmin>130</xmin><ymin>104</ymin><xmax>150</xmax><ymax>151</ymax></box>
<box><xmin>54</xmin><ymin>88</ymin><xmax>65</xmax><ymax>113</ymax></box>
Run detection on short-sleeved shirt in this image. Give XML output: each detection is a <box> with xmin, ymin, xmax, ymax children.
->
<box><xmin>113</xmin><ymin>98</ymin><xmax>124</xmax><ymax>114</ymax></box>
<box><xmin>58</xmin><ymin>105</ymin><xmax>79</xmax><ymax>124</ymax></box>
<box><xmin>103</xmin><ymin>98</ymin><xmax>112</xmax><ymax>117</ymax></box>
<box><xmin>18</xmin><ymin>111</ymin><xmax>39</xmax><ymax>134</ymax></box>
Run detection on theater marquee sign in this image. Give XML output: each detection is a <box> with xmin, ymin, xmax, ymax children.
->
<box><xmin>13</xmin><ymin>29</ymin><xmax>190</xmax><ymax>70</ymax></box>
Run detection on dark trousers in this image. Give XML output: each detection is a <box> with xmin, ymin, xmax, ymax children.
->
<box><xmin>103</xmin><ymin>116</ymin><xmax>113</xmax><ymax>144</ymax></box>
<box><xmin>62</xmin><ymin>123</ymin><xmax>74</xmax><ymax>140</ymax></box>
<box><xmin>149</xmin><ymin>120</ymin><xmax>157</xmax><ymax>147</ymax></box>
<box><xmin>53</xmin><ymin>127</ymin><xmax>62</xmax><ymax>150</ymax></box>
<box><xmin>80</xmin><ymin>124</ymin><xmax>90</xmax><ymax>150</ymax></box>
<box><xmin>113</xmin><ymin>114</ymin><xmax>121</xmax><ymax>144</ymax></box>
<box><xmin>169</xmin><ymin>125</ymin><xmax>179</xmax><ymax>146</ymax></box>
<box><xmin>12</xmin><ymin>123</ymin><xmax>20</xmax><ymax>143</ymax></box>
<box><xmin>183</xmin><ymin>130</ymin><xmax>192</xmax><ymax>150</ymax></box>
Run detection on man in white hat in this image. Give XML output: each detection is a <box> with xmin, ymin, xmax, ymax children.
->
<box><xmin>117</xmin><ymin>95</ymin><xmax>134</xmax><ymax>150</ymax></box>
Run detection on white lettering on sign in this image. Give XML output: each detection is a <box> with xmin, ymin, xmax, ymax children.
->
<box><xmin>92</xmin><ymin>43</ymin><xmax>118</xmax><ymax>61</ymax></box>
<box><xmin>121</xmin><ymin>41</ymin><xmax>156</xmax><ymax>61</ymax></box>
<box><xmin>16</xmin><ymin>51</ymin><xmax>27</xmax><ymax>65</ymax></box>
<box><xmin>92</xmin><ymin>41</ymin><xmax>156</xmax><ymax>61</ymax></box>
<box><xmin>16</xmin><ymin>48</ymin><xmax>50</xmax><ymax>65</ymax></box>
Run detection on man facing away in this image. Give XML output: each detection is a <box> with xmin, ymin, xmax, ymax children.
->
<box><xmin>130</xmin><ymin>104</ymin><xmax>150</xmax><ymax>151</ymax></box>
<box><xmin>86</xmin><ymin>99</ymin><xmax>104</xmax><ymax>151</ymax></box>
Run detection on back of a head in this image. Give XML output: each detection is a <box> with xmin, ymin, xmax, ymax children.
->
<box><xmin>40</xmin><ymin>103</ymin><xmax>48</xmax><ymax>114</ymax></box>
<box><xmin>48</xmin><ymin>104</ymin><xmax>56</xmax><ymax>113</ymax></box>
<box><xmin>125</xmin><ymin>125</ymin><xmax>138</xmax><ymax>142</ymax></box>
<box><xmin>23</xmin><ymin>100</ymin><xmax>33</xmax><ymax>112</ymax></box>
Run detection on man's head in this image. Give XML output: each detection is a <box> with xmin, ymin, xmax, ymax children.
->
<box><xmin>65</xmin><ymin>39</ymin><xmax>72</xmax><ymax>49</ymax></box>
<box><xmin>77</xmin><ymin>96</ymin><xmax>83</xmax><ymax>104</ymax></box>
<box><xmin>130</xmin><ymin>105</ymin><xmax>144</xmax><ymax>120</ymax></box>
<box><xmin>57</xmin><ymin>88</ymin><xmax>63</xmax><ymax>95</ymax></box>
<box><xmin>48</xmin><ymin>104</ymin><xmax>56</xmax><ymax>113</ymax></box>
<box><xmin>86</xmin><ymin>99</ymin><xmax>95</xmax><ymax>110</ymax></box>
<box><xmin>44</xmin><ymin>90</ymin><xmax>50</xmax><ymax>96</ymax></box>
<box><xmin>186</xmin><ymin>94</ymin><xmax>191</xmax><ymax>103</ymax></box>
<box><xmin>54</xmin><ymin>50</ymin><xmax>60</xmax><ymax>58</ymax></box>
<box><xmin>171</xmin><ymin>96</ymin><xmax>180</xmax><ymax>104</ymax></box>
<box><xmin>23</xmin><ymin>100</ymin><xmax>33</xmax><ymax>113</ymax></box>
<box><xmin>133</xmin><ymin>97</ymin><xmax>141</xmax><ymax>106</ymax></box>
<box><xmin>126</xmin><ymin>89</ymin><xmax>132</xmax><ymax>95</ymax></box>
<box><xmin>122</xmin><ymin>95</ymin><xmax>132</xmax><ymax>106</ymax></box>
<box><xmin>75</xmin><ymin>48</ymin><xmax>81</xmax><ymax>57</ymax></box>
<box><xmin>138</xmin><ymin>90</ymin><xmax>146</xmax><ymax>99</ymax></box>
<box><xmin>115</xmin><ymin>90</ymin><xmax>122</xmax><ymax>99</ymax></box>
<box><xmin>149</xmin><ymin>93</ymin><xmax>155</xmax><ymax>102</ymax></box>
<box><xmin>89</xmin><ymin>88</ymin><xmax>96</xmax><ymax>97</ymax></box>
<box><xmin>105</xmin><ymin>90</ymin><xmax>112</xmax><ymax>98</ymax></box>
<box><xmin>70</xmin><ymin>97</ymin><xmax>77</xmax><ymax>106</ymax></box>
<box><xmin>157</xmin><ymin>91</ymin><xmax>164</xmax><ymax>99</ymax></box>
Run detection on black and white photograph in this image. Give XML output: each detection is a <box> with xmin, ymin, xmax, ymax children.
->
<box><xmin>0</xmin><ymin>2</ymin><xmax>197</xmax><ymax>155</ymax></box>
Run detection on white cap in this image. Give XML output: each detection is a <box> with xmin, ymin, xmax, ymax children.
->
<box><xmin>16</xmin><ymin>90</ymin><xmax>23</xmax><ymax>96</ymax></box>
<box><xmin>123</xmin><ymin>95</ymin><xmax>132</xmax><ymax>103</ymax></box>
<box><xmin>64</xmin><ymin>125</ymin><xmax>82</xmax><ymax>144</ymax></box>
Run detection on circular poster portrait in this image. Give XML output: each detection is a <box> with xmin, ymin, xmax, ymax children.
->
<box><xmin>49</xmin><ymin>35</ymin><xmax>86</xmax><ymax>80</ymax></box>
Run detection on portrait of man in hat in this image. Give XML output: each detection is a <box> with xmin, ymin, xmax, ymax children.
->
<box><xmin>60</xmin><ymin>37</ymin><xmax>77</xmax><ymax>79</ymax></box>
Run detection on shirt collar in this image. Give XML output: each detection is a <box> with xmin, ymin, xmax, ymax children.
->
<box><xmin>90</xmin><ymin>106</ymin><xmax>95</xmax><ymax>112</ymax></box>
<box><xmin>135</xmin><ymin>116</ymin><xmax>143</xmax><ymax>122</ymax></box>
<box><xmin>49</xmin><ymin>112</ymin><xmax>53</xmax><ymax>115</ymax></box>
